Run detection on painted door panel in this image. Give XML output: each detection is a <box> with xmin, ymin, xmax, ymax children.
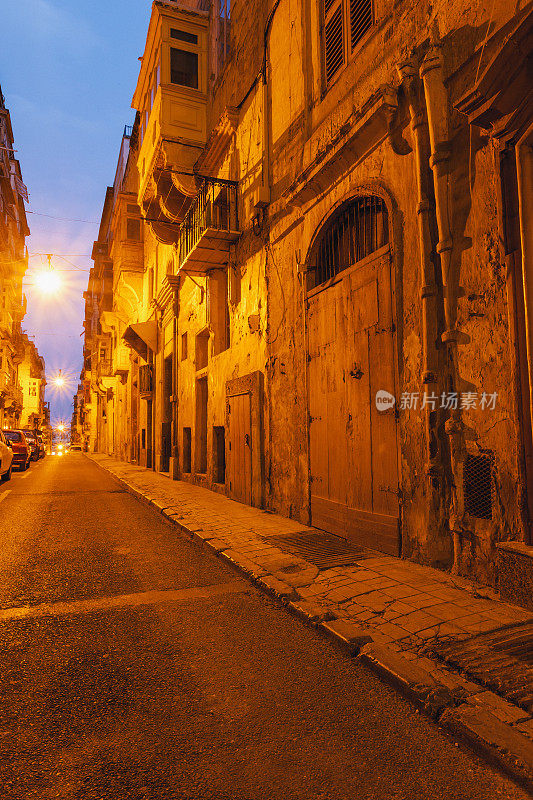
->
<box><xmin>228</xmin><ymin>392</ymin><xmax>252</xmax><ymax>505</ymax></box>
<box><xmin>307</xmin><ymin>250</ymin><xmax>400</xmax><ymax>555</ymax></box>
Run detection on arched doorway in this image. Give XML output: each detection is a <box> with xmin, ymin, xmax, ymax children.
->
<box><xmin>306</xmin><ymin>193</ymin><xmax>400</xmax><ymax>555</ymax></box>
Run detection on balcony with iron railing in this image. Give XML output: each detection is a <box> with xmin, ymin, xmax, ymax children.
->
<box><xmin>97</xmin><ymin>359</ymin><xmax>113</xmax><ymax>379</ymax></box>
<box><xmin>176</xmin><ymin>177</ymin><xmax>239</xmax><ymax>272</ymax></box>
<box><xmin>139</xmin><ymin>364</ymin><xmax>153</xmax><ymax>397</ymax></box>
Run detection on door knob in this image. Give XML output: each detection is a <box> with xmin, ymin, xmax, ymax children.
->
<box><xmin>245</xmin><ymin>434</ymin><xmax>250</xmax><ymax>447</ymax></box>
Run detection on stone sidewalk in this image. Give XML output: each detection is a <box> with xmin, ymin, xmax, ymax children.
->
<box><xmin>89</xmin><ymin>454</ymin><xmax>533</xmax><ymax>792</ymax></box>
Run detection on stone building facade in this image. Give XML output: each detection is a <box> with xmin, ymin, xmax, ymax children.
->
<box><xmin>0</xmin><ymin>85</ymin><xmax>46</xmax><ymax>433</ymax></box>
<box><xmin>79</xmin><ymin>0</ymin><xmax>533</xmax><ymax>593</ymax></box>
<box><xmin>18</xmin><ymin>333</ymin><xmax>47</xmax><ymax>430</ymax></box>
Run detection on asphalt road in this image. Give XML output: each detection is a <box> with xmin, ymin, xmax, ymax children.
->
<box><xmin>0</xmin><ymin>454</ymin><xmax>529</xmax><ymax>800</ymax></box>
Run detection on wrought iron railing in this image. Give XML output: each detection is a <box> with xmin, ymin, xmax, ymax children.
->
<box><xmin>177</xmin><ymin>177</ymin><xmax>238</xmax><ymax>268</ymax></box>
<box><xmin>139</xmin><ymin>364</ymin><xmax>153</xmax><ymax>394</ymax></box>
<box><xmin>97</xmin><ymin>359</ymin><xmax>113</xmax><ymax>379</ymax></box>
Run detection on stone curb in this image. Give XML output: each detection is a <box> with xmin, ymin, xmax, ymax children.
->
<box><xmin>319</xmin><ymin>619</ymin><xmax>373</xmax><ymax>656</ymax></box>
<box><xmin>359</xmin><ymin>643</ymin><xmax>533</xmax><ymax>792</ymax></box>
<box><xmin>440</xmin><ymin>704</ymin><xmax>533</xmax><ymax>794</ymax></box>
<box><xmin>87</xmin><ymin>455</ymin><xmax>533</xmax><ymax>792</ymax></box>
<box><xmin>359</xmin><ymin>643</ymin><xmax>465</xmax><ymax>720</ymax></box>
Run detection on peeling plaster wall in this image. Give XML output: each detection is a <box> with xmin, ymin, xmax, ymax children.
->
<box><xmin>206</xmin><ymin>0</ymin><xmax>528</xmax><ymax>581</ymax></box>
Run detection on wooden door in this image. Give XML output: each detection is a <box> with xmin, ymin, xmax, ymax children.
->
<box><xmin>228</xmin><ymin>392</ymin><xmax>252</xmax><ymax>505</ymax></box>
<box><xmin>307</xmin><ymin>249</ymin><xmax>400</xmax><ymax>555</ymax></box>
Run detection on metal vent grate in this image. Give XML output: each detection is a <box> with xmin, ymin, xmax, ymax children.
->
<box><xmin>427</xmin><ymin>621</ymin><xmax>533</xmax><ymax>713</ymax></box>
<box><xmin>262</xmin><ymin>531</ymin><xmax>374</xmax><ymax>569</ymax></box>
<box><xmin>464</xmin><ymin>452</ymin><xmax>494</xmax><ymax>520</ymax></box>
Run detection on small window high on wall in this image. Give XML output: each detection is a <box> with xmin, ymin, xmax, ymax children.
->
<box><xmin>309</xmin><ymin>194</ymin><xmax>388</xmax><ymax>290</ymax></box>
<box><xmin>324</xmin><ymin>0</ymin><xmax>373</xmax><ymax>85</ymax></box>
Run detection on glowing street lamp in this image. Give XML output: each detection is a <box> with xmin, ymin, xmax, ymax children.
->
<box><xmin>33</xmin><ymin>254</ymin><xmax>62</xmax><ymax>296</ymax></box>
<box><xmin>34</xmin><ymin>269</ymin><xmax>62</xmax><ymax>295</ymax></box>
<box><xmin>53</xmin><ymin>370</ymin><xmax>66</xmax><ymax>389</ymax></box>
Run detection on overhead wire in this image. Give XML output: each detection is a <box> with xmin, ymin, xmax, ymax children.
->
<box><xmin>26</xmin><ymin>210</ymin><xmax>99</xmax><ymax>224</ymax></box>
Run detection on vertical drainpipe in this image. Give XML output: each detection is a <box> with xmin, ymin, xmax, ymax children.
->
<box><xmin>398</xmin><ymin>60</ymin><xmax>441</xmax><ymax>486</ymax></box>
<box><xmin>171</xmin><ymin>275</ymin><xmax>180</xmax><ymax>479</ymax></box>
<box><xmin>516</xmin><ymin>127</ymin><xmax>533</xmax><ymax>460</ymax></box>
<box><xmin>420</xmin><ymin>41</ymin><xmax>466</xmax><ymax>572</ymax></box>
<box><xmin>261</xmin><ymin>1</ymin><xmax>277</xmax><ymax>208</ymax></box>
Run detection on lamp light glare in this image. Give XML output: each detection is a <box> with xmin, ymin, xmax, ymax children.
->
<box><xmin>35</xmin><ymin>270</ymin><xmax>62</xmax><ymax>295</ymax></box>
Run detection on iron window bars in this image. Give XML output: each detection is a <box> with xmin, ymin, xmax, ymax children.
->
<box><xmin>311</xmin><ymin>194</ymin><xmax>389</xmax><ymax>288</ymax></box>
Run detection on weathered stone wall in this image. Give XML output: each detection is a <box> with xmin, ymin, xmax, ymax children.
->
<box><xmin>205</xmin><ymin>0</ymin><xmax>529</xmax><ymax>582</ymax></box>
<box><xmin>100</xmin><ymin>0</ymin><xmax>531</xmax><ymax>586</ymax></box>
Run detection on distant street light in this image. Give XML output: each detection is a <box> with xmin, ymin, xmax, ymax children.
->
<box><xmin>34</xmin><ymin>269</ymin><xmax>62</xmax><ymax>295</ymax></box>
<box><xmin>48</xmin><ymin>369</ymin><xmax>74</xmax><ymax>394</ymax></box>
<box><xmin>28</xmin><ymin>254</ymin><xmax>62</xmax><ymax>295</ymax></box>
<box><xmin>53</xmin><ymin>370</ymin><xmax>66</xmax><ymax>388</ymax></box>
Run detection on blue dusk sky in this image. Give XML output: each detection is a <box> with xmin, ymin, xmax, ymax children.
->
<box><xmin>1</xmin><ymin>1</ymin><xmax>152</xmax><ymax>426</ymax></box>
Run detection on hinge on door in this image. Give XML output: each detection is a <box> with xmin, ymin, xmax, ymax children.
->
<box><xmin>309</xmin><ymin>414</ymin><xmax>321</xmax><ymax>424</ymax></box>
<box><xmin>376</xmin><ymin>323</ymin><xmax>396</xmax><ymax>334</ymax></box>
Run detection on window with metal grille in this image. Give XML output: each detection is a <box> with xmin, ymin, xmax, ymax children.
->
<box><xmin>310</xmin><ymin>195</ymin><xmax>388</xmax><ymax>289</ymax></box>
<box><xmin>464</xmin><ymin>452</ymin><xmax>494</xmax><ymax>520</ymax></box>
<box><xmin>324</xmin><ymin>0</ymin><xmax>373</xmax><ymax>85</ymax></box>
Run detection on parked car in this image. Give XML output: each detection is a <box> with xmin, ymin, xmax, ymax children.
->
<box><xmin>28</xmin><ymin>429</ymin><xmax>46</xmax><ymax>459</ymax></box>
<box><xmin>21</xmin><ymin>429</ymin><xmax>40</xmax><ymax>462</ymax></box>
<box><xmin>70</xmin><ymin>443</ymin><xmax>82</xmax><ymax>451</ymax></box>
<box><xmin>0</xmin><ymin>431</ymin><xmax>13</xmax><ymax>482</ymax></box>
<box><xmin>3</xmin><ymin>429</ymin><xmax>31</xmax><ymax>471</ymax></box>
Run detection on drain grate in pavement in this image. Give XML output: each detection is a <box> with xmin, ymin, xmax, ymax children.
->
<box><xmin>427</xmin><ymin>620</ymin><xmax>533</xmax><ymax>713</ymax></box>
<box><xmin>262</xmin><ymin>531</ymin><xmax>373</xmax><ymax>570</ymax></box>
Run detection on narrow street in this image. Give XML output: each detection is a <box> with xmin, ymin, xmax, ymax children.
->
<box><xmin>0</xmin><ymin>454</ymin><xmax>528</xmax><ymax>800</ymax></box>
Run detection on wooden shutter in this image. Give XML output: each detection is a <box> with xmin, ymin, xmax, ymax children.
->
<box><xmin>324</xmin><ymin>0</ymin><xmax>344</xmax><ymax>84</ymax></box>
<box><xmin>350</xmin><ymin>0</ymin><xmax>372</xmax><ymax>51</ymax></box>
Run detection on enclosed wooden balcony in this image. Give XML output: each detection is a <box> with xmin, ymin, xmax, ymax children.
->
<box><xmin>177</xmin><ymin>177</ymin><xmax>239</xmax><ymax>272</ymax></box>
<box><xmin>139</xmin><ymin>364</ymin><xmax>153</xmax><ymax>397</ymax></box>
